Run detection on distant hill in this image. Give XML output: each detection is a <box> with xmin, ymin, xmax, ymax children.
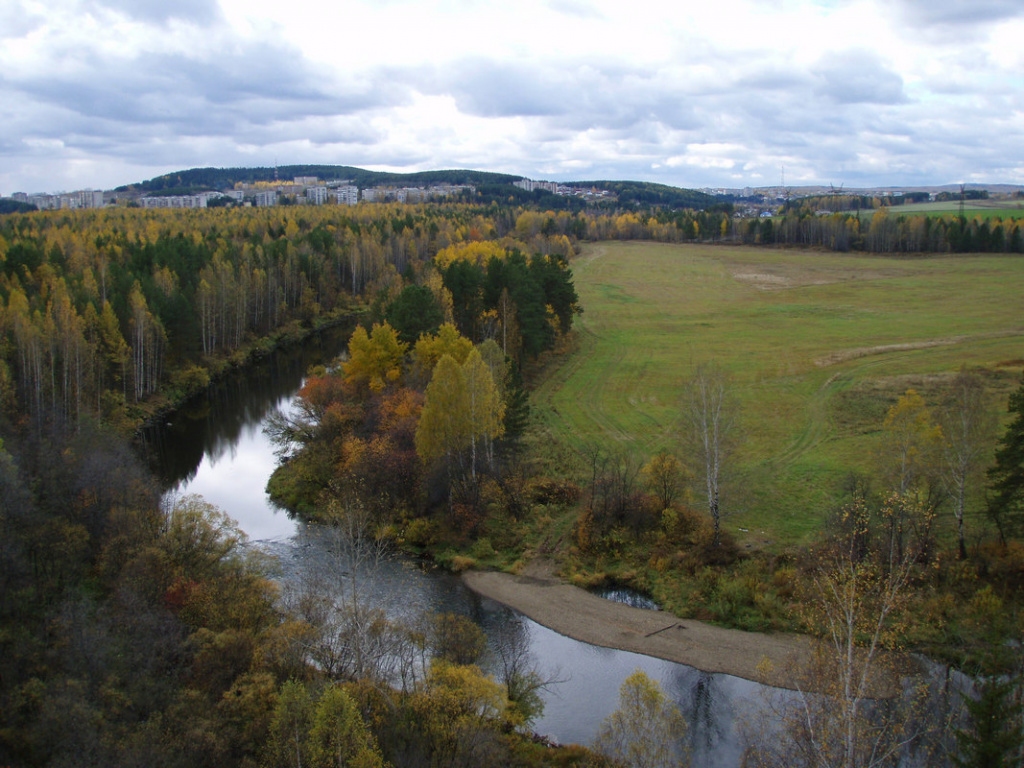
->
<box><xmin>114</xmin><ymin>164</ymin><xmax>721</xmax><ymax>211</ymax></box>
<box><xmin>117</xmin><ymin>165</ymin><xmax>522</xmax><ymax>194</ymax></box>
<box><xmin>566</xmin><ymin>180</ymin><xmax>718</xmax><ymax>209</ymax></box>
<box><xmin>0</xmin><ymin>199</ymin><xmax>38</xmax><ymax>214</ymax></box>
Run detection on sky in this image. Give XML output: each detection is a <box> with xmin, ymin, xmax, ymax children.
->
<box><xmin>3</xmin><ymin>0</ymin><xmax>1024</xmax><ymax>195</ymax></box>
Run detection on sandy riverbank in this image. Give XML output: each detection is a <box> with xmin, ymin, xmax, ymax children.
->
<box><xmin>463</xmin><ymin>560</ymin><xmax>853</xmax><ymax>692</ymax></box>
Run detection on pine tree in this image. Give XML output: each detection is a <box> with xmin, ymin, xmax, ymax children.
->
<box><xmin>954</xmin><ymin>676</ymin><xmax>1024</xmax><ymax>768</ymax></box>
<box><xmin>987</xmin><ymin>375</ymin><xmax>1024</xmax><ymax>542</ymax></box>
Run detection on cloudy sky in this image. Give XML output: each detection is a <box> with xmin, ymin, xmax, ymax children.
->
<box><xmin>3</xmin><ymin>0</ymin><xmax>1023</xmax><ymax>195</ymax></box>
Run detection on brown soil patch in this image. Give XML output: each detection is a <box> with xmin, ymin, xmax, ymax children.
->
<box><xmin>727</xmin><ymin>263</ymin><xmax>902</xmax><ymax>291</ymax></box>
<box><xmin>732</xmin><ymin>271</ymin><xmax>795</xmax><ymax>289</ymax></box>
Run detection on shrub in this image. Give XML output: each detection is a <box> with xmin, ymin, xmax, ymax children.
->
<box><xmin>402</xmin><ymin>517</ymin><xmax>439</xmax><ymax>549</ymax></box>
<box><xmin>448</xmin><ymin>555</ymin><xmax>476</xmax><ymax>573</ymax></box>
<box><xmin>530</xmin><ymin>478</ymin><xmax>582</xmax><ymax>505</ymax></box>
<box><xmin>470</xmin><ymin>537</ymin><xmax>496</xmax><ymax>561</ymax></box>
<box><xmin>772</xmin><ymin>566</ymin><xmax>798</xmax><ymax>598</ymax></box>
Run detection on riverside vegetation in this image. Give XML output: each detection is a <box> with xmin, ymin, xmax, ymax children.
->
<box><xmin>1</xmin><ymin>192</ymin><xmax>1023</xmax><ymax>766</ymax></box>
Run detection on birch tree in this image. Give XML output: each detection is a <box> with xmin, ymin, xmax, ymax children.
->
<box><xmin>938</xmin><ymin>369</ymin><xmax>995</xmax><ymax>559</ymax></box>
<box><xmin>749</xmin><ymin>494</ymin><xmax>935</xmax><ymax>768</ymax></box>
<box><xmin>462</xmin><ymin>347</ymin><xmax>504</xmax><ymax>478</ymax></box>
<box><xmin>594</xmin><ymin>669</ymin><xmax>689</xmax><ymax>768</ymax></box>
<box><xmin>683</xmin><ymin>362</ymin><xmax>734</xmax><ymax>546</ymax></box>
<box><xmin>415</xmin><ymin>354</ymin><xmax>469</xmax><ymax>472</ymax></box>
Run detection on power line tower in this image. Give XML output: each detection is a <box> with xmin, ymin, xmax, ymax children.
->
<box><xmin>829</xmin><ymin>182</ymin><xmax>845</xmax><ymax>214</ymax></box>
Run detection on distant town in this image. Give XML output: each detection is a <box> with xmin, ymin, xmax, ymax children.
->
<box><xmin>4</xmin><ymin>173</ymin><xmax>1022</xmax><ymax>215</ymax></box>
<box><xmin>3</xmin><ymin>176</ymin><xmax>620</xmax><ymax>212</ymax></box>
<box><xmin>7</xmin><ymin>177</ymin><xmax>475</xmax><ymax>211</ymax></box>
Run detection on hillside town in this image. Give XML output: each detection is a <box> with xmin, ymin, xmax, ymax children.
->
<box><xmin>4</xmin><ymin>175</ymin><xmax>626</xmax><ymax>211</ymax></box>
<box><xmin>6</xmin><ymin>174</ymin><xmax>1020</xmax><ymax>217</ymax></box>
<box><xmin>7</xmin><ymin>177</ymin><xmax>479</xmax><ymax>211</ymax></box>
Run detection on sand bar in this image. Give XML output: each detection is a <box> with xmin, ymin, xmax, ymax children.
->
<box><xmin>462</xmin><ymin>560</ymin><xmax>817</xmax><ymax>690</ymax></box>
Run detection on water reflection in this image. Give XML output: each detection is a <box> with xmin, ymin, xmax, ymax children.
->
<box><xmin>268</xmin><ymin>530</ymin><xmax>758</xmax><ymax>763</ymax></box>
<box><xmin>591</xmin><ymin>585</ymin><xmax>661</xmax><ymax>611</ymax></box>
<box><xmin>143</xmin><ymin>324</ymin><xmax>352</xmax><ymax>541</ymax></box>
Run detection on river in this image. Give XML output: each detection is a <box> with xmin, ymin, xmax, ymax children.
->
<box><xmin>140</xmin><ymin>328</ymin><xmax>861</xmax><ymax>765</ymax></box>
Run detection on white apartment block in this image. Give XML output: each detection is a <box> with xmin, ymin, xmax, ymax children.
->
<box><xmin>397</xmin><ymin>187</ymin><xmax>425</xmax><ymax>204</ymax></box>
<box><xmin>139</xmin><ymin>194</ymin><xmax>210</xmax><ymax>209</ymax></box>
<box><xmin>18</xmin><ymin>189</ymin><xmax>106</xmax><ymax>210</ymax></box>
<box><xmin>27</xmin><ymin>194</ymin><xmax>58</xmax><ymax>210</ymax></box>
<box><xmin>306</xmin><ymin>186</ymin><xmax>329</xmax><ymax>205</ymax></box>
<box><xmin>514</xmin><ymin>179</ymin><xmax>559</xmax><ymax>194</ymax></box>
<box><xmin>254</xmin><ymin>190</ymin><xmax>278</xmax><ymax>207</ymax></box>
<box><xmin>334</xmin><ymin>186</ymin><xmax>359</xmax><ymax>205</ymax></box>
<box><xmin>78</xmin><ymin>190</ymin><xmax>104</xmax><ymax>208</ymax></box>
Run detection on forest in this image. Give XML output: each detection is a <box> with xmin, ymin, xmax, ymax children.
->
<box><xmin>0</xmin><ymin>200</ymin><xmax>598</xmax><ymax>767</ymax></box>
<box><xmin>1</xmin><ymin>196</ymin><xmax>1023</xmax><ymax>767</ymax></box>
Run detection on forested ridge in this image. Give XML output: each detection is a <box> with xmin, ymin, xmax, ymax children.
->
<box><xmin>119</xmin><ymin>165</ymin><xmax>522</xmax><ymax>194</ymax></box>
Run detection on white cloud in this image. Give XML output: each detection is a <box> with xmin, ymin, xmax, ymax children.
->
<box><xmin>1</xmin><ymin>0</ymin><xmax>1022</xmax><ymax>194</ymax></box>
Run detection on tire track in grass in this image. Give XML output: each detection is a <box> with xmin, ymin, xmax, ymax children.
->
<box><xmin>771</xmin><ymin>372</ymin><xmax>845</xmax><ymax>469</ymax></box>
<box><xmin>770</xmin><ymin>343</ymin><xmax>983</xmax><ymax>471</ymax></box>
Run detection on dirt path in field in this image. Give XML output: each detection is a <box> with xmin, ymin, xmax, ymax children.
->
<box><xmin>815</xmin><ymin>330</ymin><xmax>1024</xmax><ymax>367</ymax></box>
<box><xmin>462</xmin><ymin>560</ymin><xmax>820</xmax><ymax>691</ymax></box>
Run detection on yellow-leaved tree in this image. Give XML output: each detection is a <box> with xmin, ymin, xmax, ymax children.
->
<box><xmin>415</xmin><ymin>354</ymin><xmax>470</xmax><ymax>471</ymax></box>
<box><xmin>880</xmin><ymin>389</ymin><xmax>943</xmax><ymax>497</ymax></box>
<box><xmin>343</xmin><ymin>322</ymin><xmax>407</xmax><ymax>394</ymax></box>
<box><xmin>593</xmin><ymin>669</ymin><xmax>688</xmax><ymax>768</ymax></box>
<box><xmin>415</xmin><ymin>349</ymin><xmax>504</xmax><ymax>480</ymax></box>
<box><xmin>878</xmin><ymin>389</ymin><xmax>943</xmax><ymax>559</ymax></box>
<box><xmin>462</xmin><ymin>347</ymin><xmax>504</xmax><ymax>479</ymax></box>
<box><xmin>433</xmin><ymin>241</ymin><xmax>506</xmax><ymax>270</ymax></box>
<box><xmin>410</xmin><ymin>323</ymin><xmax>473</xmax><ymax>385</ymax></box>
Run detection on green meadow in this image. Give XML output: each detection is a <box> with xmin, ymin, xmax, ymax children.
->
<box><xmin>859</xmin><ymin>198</ymin><xmax>1024</xmax><ymax>220</ymax></box>
<box><xmin>530</xmin><ymin>242</ymin><xmax>1024</xmax><ymax>545</ymax></box>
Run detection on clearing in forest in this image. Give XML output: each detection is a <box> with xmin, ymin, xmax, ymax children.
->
<box><xmin>529</xmin><ymin>241</ymin><xmax>1024</xmax><ymax>544</ymax></box>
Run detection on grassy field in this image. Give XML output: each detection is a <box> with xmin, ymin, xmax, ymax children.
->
<box><xmin>858</xmin><ymin>198</ymin><xmax>1024</xmax><ymax>220</ymax></box>
<box><xmin>528</xmin><ymin>242</ymin><xmax>1024</xmax><ymax>546</ymax></box>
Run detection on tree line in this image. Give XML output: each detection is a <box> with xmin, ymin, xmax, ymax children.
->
<box><xmin>0</xmin><ymin>204</ymin><xmax>584</xmax><ymax>431</ymax></box>
<box><xmin>737</xmin><ymin>207</ymin><xmax>1024</xmax><ymax>253</ymax></box>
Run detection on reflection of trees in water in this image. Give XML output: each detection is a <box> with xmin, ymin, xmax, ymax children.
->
<box><xmin>483</xmin><ymin>607</ymin><xmax>564</xmax><ymax>728</ymax></box>
<box><xmin>142</xmin><ymin>325</ymin><xmax>351</xmax><ymax>487</ymax></box>
<box><xmin>669</xmin><ymin>667</ymin><xmax>735</xmax><ymax>764</ymax></box>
